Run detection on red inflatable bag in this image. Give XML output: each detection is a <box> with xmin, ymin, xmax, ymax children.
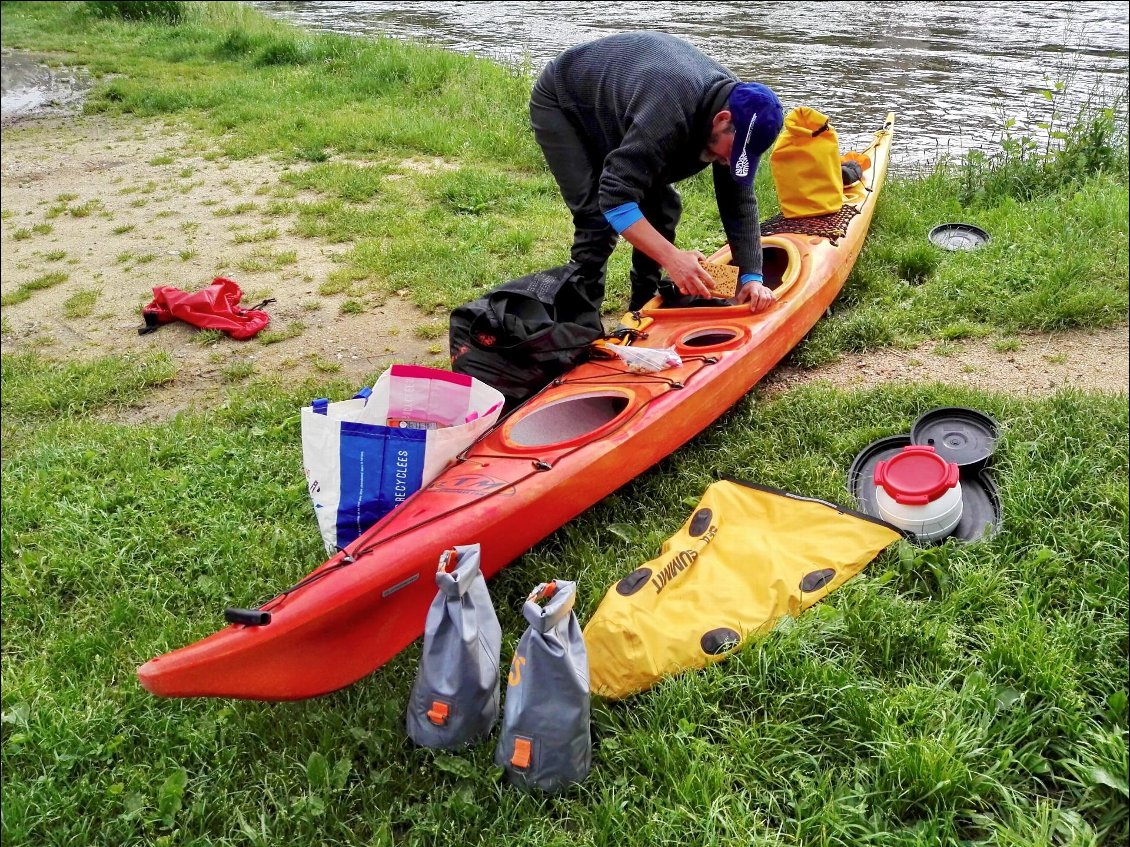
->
<box><xmin>140</xmin><ymin>277</ymin><xmax>271</xmax><ymax>340</ymax></box>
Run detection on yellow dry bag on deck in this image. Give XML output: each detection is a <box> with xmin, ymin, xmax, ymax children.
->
<box><xmin>770</xmin><ymin>107</ymin><xmax>844</xmax><ymax>218</ymax></box>
<box><xmin>583</xmin><ymin>479</ymin><xmax>901</xmax><ymax>699</ymax></box>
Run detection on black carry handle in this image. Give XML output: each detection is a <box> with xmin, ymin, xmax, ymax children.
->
<box><xmin>224</xmin><ymin>607</ymin><xmax>272</xmax><ymax>626</ymax></box>
<box><xmin>137</xmin><ymin>310</ymin><xmax>162</xmax><ymax>336</ymax></box>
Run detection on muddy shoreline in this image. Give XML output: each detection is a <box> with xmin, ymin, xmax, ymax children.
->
<box><xmin>1</xmin><ymin>49</ymin><xmax>94</xmax><ymax>127</ymax></box>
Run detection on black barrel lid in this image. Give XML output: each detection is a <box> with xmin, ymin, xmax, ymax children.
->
<box><xmin>911</xmin><ymin>407</ymin><xmax>999</xmax><ymax>469</ymax></box>
<box><xmin>948</xmin><ymin>469</ymin><xmax>1002</xmax><ymax>543</ymax></box>
<box><xmin>847</xmin><ymin>434</ymin><xmax>912</xmax><ymax>519</ymax></box>
<box><xmin>928</xmin><ymin>223</ymin><xmax>991</xmax><ymax>251</ymax></box>
<box><xmin>848</xmin><ymin>434</ymin><xmax>1002</xmax><ymax>545</ymax></box>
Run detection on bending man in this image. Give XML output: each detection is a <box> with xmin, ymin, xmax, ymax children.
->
<box><xmin>530</xmin><ymin>32</ymin><xmax>784</xmax><ymax>312</ymax></box>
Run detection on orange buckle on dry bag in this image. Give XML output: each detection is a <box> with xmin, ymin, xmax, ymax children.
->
<box><xmin>529</xmin><ymin>581</ymin><xmax>557</xmax><ymax>603</ymax></box>
<box><xmin>510</xmin><ymin>737</ymin><xmax>532</xmax><ymax>769</ymax></box>
<box><xmin>426</xmin><ymin>700</ymin><xmax>450</xmax><ymax>726</ymax></box>
<box><xmin>436</xmin><ymin>548</ymin><xmax>458</xmax><ymax>573</ymax></box>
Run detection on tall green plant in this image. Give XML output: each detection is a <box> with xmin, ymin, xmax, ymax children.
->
<box><xmin>85</xmin><ymin>1</ymin><xmax>185</xmax><ymax>24</ymax></box>
<box><xmin>959</xmin><ymin>79</ymin><xmax>1129</xmax><ymax>206</ymax></box>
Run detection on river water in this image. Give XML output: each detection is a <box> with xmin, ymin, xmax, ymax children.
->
<box><xmin>251</xmin><ymin>1</ymin><xmax>1128</xmax><ymax>167</ymax></box>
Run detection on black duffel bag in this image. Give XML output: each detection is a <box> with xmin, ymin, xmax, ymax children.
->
<box><xmin>450</xmin><ymin>264</ymin><xmax>605</xmax><ymax>407</ymax></box>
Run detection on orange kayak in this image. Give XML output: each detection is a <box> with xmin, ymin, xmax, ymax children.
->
<box><xmin>138</xmin><ymin>113</ymin><xmax>895</xmax><ymax>700</ymax></box>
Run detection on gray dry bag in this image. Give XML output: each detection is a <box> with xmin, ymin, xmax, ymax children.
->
<box><xmin>495</xmin><ymin>580</ymin><xmax>591</xmax><ymax>792</ymax></box>
<box><xmin>406</xmin><ymin>544</ymin><xmax>502</xmax><ymax>750</ymax></box>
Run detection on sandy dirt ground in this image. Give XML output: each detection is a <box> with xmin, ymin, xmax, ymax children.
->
<box><xmin>762</xmin><ymin>328</ymin><xmax>1129</xmax><ymax>398</ymax></box>
<box><xmin>1</xmin><ymin>54</ymin><xmax>1126</xmax><ymax>423</ymax></box>
<box><xmin>1</xmin><ymin>113</ymin><xmax>442</xmax><ymax>421</ymax></box>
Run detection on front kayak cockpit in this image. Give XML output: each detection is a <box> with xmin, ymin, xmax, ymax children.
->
<box><xmin>504</xmin><ymin>390</ymin><xmax>634</xmax><ymax>449</ymax></box>
<box><xmin>635</xmin><ymin>235</ymin><xmax>804</xmax><ymax>317</ymax></box>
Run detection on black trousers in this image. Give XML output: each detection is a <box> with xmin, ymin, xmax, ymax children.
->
<box><xmin>530</xmin><ymin>67</ymin><xmax>682</xmax><ymax>311</ymax></box>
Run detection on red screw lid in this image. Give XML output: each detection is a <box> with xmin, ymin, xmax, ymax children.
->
<box><xmin>873</xmin><ymin>445</ymin><xmax>960</xmax><ymax>505</ymax></box>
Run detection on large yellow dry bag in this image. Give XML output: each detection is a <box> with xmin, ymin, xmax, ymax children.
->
<box><xmin>770</xmin><ymin>107</ymin><xmax>845</xmax><ymax>218</ymax></box>
<box><xmin>583</xmin><ymin>479</ymin><xmax>901</xmax><ymax>699</ymax></box>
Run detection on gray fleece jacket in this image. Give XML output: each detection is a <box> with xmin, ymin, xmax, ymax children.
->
<box><xmin>546</xmin><ymin>32</ymin><xmax>763</xmax><ymax>275</ymax></box>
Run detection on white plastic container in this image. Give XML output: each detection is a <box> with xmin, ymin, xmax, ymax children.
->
<box><xmin>873</xmin><ymin>445</ymin><xmax>963</xmax><ymax>542</ymax></box>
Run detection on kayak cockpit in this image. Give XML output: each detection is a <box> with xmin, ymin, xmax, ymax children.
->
<box><xmin>639</xmin><ymin>238</ymin><xmax>802</xmax><ymax>315</ymax></box>
<box><xmin>504</xmin><ymin>391</ymin><xmax>632</xmax><ymax>448</ymax></box>
<box><xmin>761</xmin><ymin>242</ymin><xmax>795</xmax><ymax>292</ymax></box>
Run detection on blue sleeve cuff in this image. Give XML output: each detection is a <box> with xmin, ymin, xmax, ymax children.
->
<box><xmin>604</xmin><ymin>202</ymin><xmax>643</xmax><ymax>234</ymax></box>
<box><xmin>738</xmin><ymin>272</ymin><xmax>764</xmax><ymax>288</ymax></box>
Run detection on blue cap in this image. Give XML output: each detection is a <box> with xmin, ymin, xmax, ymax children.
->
<box><xmin>728</xmin><ymin>82</ymin><xmax>784</xmax><ymax>186</ymax></box>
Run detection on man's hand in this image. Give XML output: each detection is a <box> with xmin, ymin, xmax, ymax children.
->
<box><xmin>664</xmin><ymin>249</ymin><xmax>716</xmax><ymax>298</ymax></box>
<box><xmin>737</xmin><ymin>280</ymin><xmax>775</xmax><ymax>313</ymax></box>
<box><xmin>618</xmin><ymin>219</ymin><xmax>715</xmax><ymax>299</ymax></box>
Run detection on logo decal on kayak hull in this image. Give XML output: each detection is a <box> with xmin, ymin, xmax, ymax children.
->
<box><xmin>428</xmin><ymin>473</ymin><xmax>514</xmax><ymax>497</ymax></box>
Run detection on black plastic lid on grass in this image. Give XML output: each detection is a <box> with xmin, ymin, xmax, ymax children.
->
<box><xmin>928</xmin><ymin>223</ymin><xmax>991</xmax><ymax>251</ymax></box>
<box><xmin>911</xmin><ymin>407</ymin><xmax>999</xmax><ymax>470</ymax></box>
<box><xmin>948</xmin><ymin>470</ymin><xmax>1002</xmax><ymax>544</ymax></box>
<box><xmin>847</xmin><ymin>434</ymin><xmax>913</xmax><ymax>519</ymax></box>
<box><xmin>848</xmin><ymin>434</ymin><xmax>1002</xmax><ymax>545</ymax></box>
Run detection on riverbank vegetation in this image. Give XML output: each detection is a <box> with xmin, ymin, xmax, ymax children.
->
<box><xmin>2</xmin><ymin>3</ymin><xmax>1127</xmax><ymax>846</ymax></box>
<box><xmin>3</xmin><ymin>1</ymin><xmax>1125</xmax><ymax>329</ymax></box>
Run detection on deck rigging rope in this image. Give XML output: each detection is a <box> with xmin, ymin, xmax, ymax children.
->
<box><xmin>252</xmin><ymin>355</ymin><xmax>722</xmax><ymax>612</ymax></box>
<box><xmin>760</xmin><ymin>204</ymin><xmax>862</xmax><ymax>245</ymax></box>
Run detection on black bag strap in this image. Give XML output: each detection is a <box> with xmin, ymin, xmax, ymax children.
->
<box><xmin>492</xmin><ymin>264</ymin><xmax>581</xmax><ymax>304</ymax></box>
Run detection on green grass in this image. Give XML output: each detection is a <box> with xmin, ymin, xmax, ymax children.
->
<box><xmin>414</xmin><ymin>322</ymin><xmax>447</xmax><ymax>340</ymax></box>
<box><xmin>62</xmin><ymin>287</ymin><xmax>102</xmax><ymax>318</ymax></box>
<box><xmin>1</xmin><ymin>3</ymin><xmax>1127</xmax><ymax>845</ymax></box>
<box><xmin>4</xmin><ymin>2</ymin><xmax>1123</xmax><ymax>329</ymax></box>
<box><xmin>69</xmin><ymin>199</ymin><xmax>102</xmax><ymax>218</ymax></box>
<box><xmin>230</xmin><ymin>227</ymin><xmax>278</xmax><ymax>244</ymax></box>
<box><xmin>257</xmin><ymin>321</ymin><xmax>305</xmax><ymax>345</ymax></box>
<box><xmin>1</xmin><ymin>355</ymin><xmax>1126</xmax><ymax>847</ymax></box>
<box><xmin>12</xmin><ymin>223</ymin><xmax>55</xmax><ymax>239</ymax></box>
<box><xmin>0</xmin><ymin>271</ymin><xmax>70</xmax><ymax>306</ymax></box>
<box><xmin>338</xmin><ymin>299</ymin><xmax>363</xmax><ymax>315</ymax></box>
<box><xmin>309</xmin><ymin>354</ymin><xmax>341</xmax><ymax>373</ymax></box>
<box><xmin>219</xmin><ymin>358</ymin><xmax>254</xmax><ymax>382</ymax></box>
<box><xmin>212</xmin><ymin>202</ymin><xmax>257</xmax><ymax>217</ymax></box>
<box><xmin>190</xmin><ymin>329</ymin><xmax>224</xmax><ymax>346</ymax></box>
<box><xmin>0</xmin><ymin>351</ymin><xmax>175</xmax><ymax>419</ymax></box>
<box><xmin>793</xmin><ymin>168</ymin><xmax>1128</xmax><ymax>367</ymax></box>
<box><xmin>280</xmin><ymin>161</ymin><xmax>397</xmax><ymax>202</ymax></box>
<box><xmin>237</xmin><ymin>247</ymin><xmax>298</xmax><ymax>273</ymax></box>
